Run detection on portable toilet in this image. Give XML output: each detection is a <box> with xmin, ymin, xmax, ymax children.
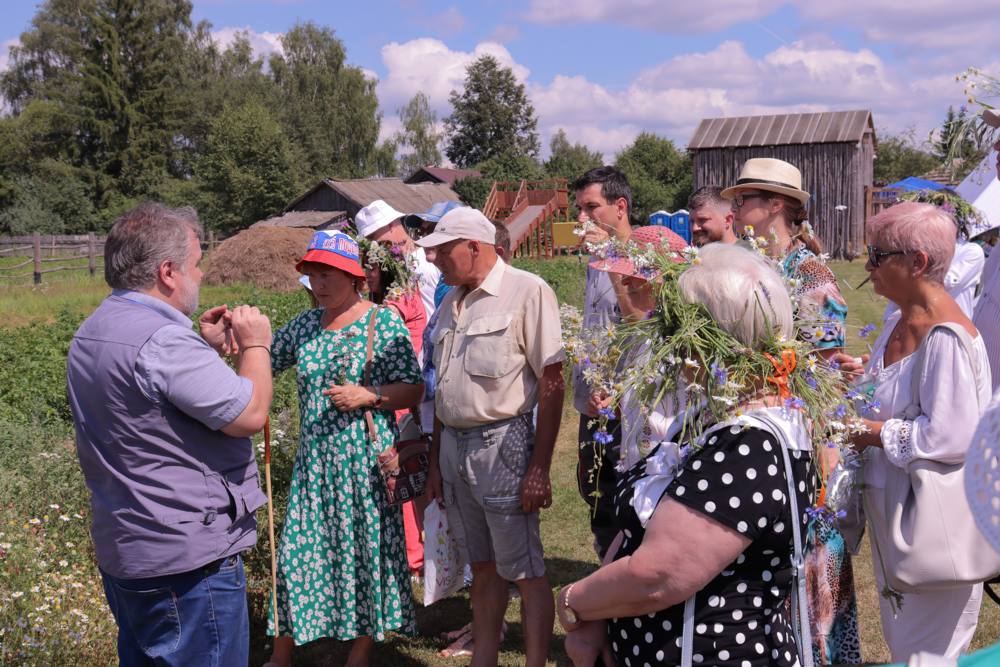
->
<box><xmin>649</xmin><ymin>210</ymin><xmax>670</xmax><ymax>227</ymax></box>
<box><xmin>668</xmin><ymin>209</ymin><xmax>691</xmax><ymax>244</ymax></box>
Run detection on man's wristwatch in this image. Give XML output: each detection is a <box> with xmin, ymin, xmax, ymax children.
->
<box><xmin>371</xmin><ymin>385</ymin><xmax>384</xmax><ymax>408</ymax></box>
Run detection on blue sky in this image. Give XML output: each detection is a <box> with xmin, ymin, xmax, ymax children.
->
<box><xmin>3</xmin><ymin>0</ymin><xmax>999</xmax><ymax>160</ymax></box>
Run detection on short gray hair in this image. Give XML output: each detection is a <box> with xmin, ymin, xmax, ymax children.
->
<box><xmin>678</xmin><ymin>244</ymin><xmax>793</xmax><ymax>347</ymax></box>
<box><xmin>105</xmin><ymin>202</ymin><xmax>204</xmax><ymax>290</ymax></box>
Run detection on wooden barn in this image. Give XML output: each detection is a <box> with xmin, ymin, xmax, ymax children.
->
<box><xmin>688</xmin><ymin>110</ymin><xmax>876</xmax><ymax>259</ymax></box>
<box><xmin>285</xmin><ymin>177</ymin><xmax>461</xmax><ymax>221</ymax></box>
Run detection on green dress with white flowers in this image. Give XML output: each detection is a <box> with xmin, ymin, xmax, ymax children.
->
<box><xmin>267</xmin><ymin>306</ymin><xmax>420</xmax><ymax>643</ymax></box>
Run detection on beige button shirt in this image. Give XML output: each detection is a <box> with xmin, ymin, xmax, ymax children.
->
<box><xmin>433</xmin><ymin>258</ymin><xmax>564</xmax><ymax>429</ymax></box>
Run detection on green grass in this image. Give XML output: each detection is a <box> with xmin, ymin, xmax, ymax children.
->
<box><xmin>0</xmin><ymin>258</ymin><xmax>997</xmax><ymax>665</ymax></box>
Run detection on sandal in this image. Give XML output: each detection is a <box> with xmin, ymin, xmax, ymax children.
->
<box><xmin>437</xmin><ymin>621</ymin><xmax>507</xmax><ymax>658</ymax></box>
<box><xmin>438</xmin><ymin>631</ymin><xmax>474</xmax><ymax>658</ymax></box>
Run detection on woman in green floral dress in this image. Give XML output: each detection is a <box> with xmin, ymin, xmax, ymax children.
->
<box><xmin>264</xmin><ymin>231</ymin><xmax>424</xmax><ymax>667</ymax></box>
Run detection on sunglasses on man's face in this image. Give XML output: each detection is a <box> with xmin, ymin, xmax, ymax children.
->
<box><xmin>866</xmin><ymin>245</ymin><xmax>906</xmax><ymax>268</ymax></box>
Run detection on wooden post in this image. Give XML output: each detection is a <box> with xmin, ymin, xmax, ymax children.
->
<box><xmin>88</xmin><ymin>232</ymin><xmax>97</xmax><ymax>277</ymax></box>
<box><xmin>208</xmin><ymin>230</ymin><xmax>216</xmax><ymax>252</ymax></box>
<box><xmin>33</xmin><ymin>232</ymin><xmax>42</xmax><ymax>284</ymax></box>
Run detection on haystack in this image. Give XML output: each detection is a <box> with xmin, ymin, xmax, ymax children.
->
<box><xmin>204</xmin><ymin>227</ymin><xmax>314</xmax><ymax>292</ymax></box>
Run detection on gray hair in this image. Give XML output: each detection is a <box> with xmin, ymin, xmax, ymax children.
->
<box><xmin>104</xmin><ymin>202</ymin><xmax>204</xmax><ymax>290</ymax></box>
<box><xmin>678</xmin><ymin>244</ymin><xmax>794</xmax><ymax>347</ymax></box>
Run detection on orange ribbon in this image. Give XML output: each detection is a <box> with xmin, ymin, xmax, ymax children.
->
<box><xmin>764</xmin><ymin>349</ymin><xmax>797</xmax><ymax>400</ymax></box>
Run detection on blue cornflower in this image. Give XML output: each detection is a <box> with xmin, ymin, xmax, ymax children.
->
<box><xmin>598</xmin><ymin>407</ymin><xmax>616</xmax><ymax>420</ymax></box>
<box><xmin>828</xmin><ymin>359</ymin><xmax>841</xmax><ymax>371</ymax></box>
<box><xmin>864</xmin><ymin>398</ymin><xmax>881</xmax><ymax>415</ymax></box>
<box><xmin>803</xmin><ymin>371</ymin><xmax>818</xmax><ymax>390</ymax></box>
<box><xmin>594</xmin><ymin>430</ymin><xmax>614</xmax><ymax>445</ymax></box>
<box><xmin>859</xmin><ymin>324</ymin><xmax>877</xmax><ymax>339</ymax></box>
<box><xmin>710</xmin><ymin>363</ymin><xmax>728</xmax><ymax>385</ymax></box>
<box><xmin>832</xmin><ymin>404</ymin><xmax>848</xmax><ymax>419</ymax></box>
<box><xmin>784</xmin><ymin>396</ymin><xmax>806</xmax><ymax>411</ymax></box>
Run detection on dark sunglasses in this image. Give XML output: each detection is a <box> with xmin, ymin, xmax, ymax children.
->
<box><xmin>866</xmin><ymin>245</ymin><xmax>906</xmax><ymax>267</ymax></box>
<box><xmin>730</xmin><ymin>193</ymin><xmax>769</xmax><ymax>210</ymax></box>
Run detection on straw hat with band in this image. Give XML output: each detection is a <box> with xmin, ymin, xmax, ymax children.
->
<box><xmin>296</xmin><ymin>230</ymin><xmax>365</xmax><ymax>278</ymax></box>
<box><xmin>721</xmin><ymin>158</ymin><xmax>811</xmax><ymax>206</ymax></box>
<box><xmin>588</xmin><ymin>225</ymin><xmax>688</xmax><ymax>279</ymax></box>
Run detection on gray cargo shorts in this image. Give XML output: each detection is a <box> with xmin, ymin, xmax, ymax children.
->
<box><xmin>439</xmin><ymin>413</ymin><xmax>545</xmax><ymax>581</ymax></box>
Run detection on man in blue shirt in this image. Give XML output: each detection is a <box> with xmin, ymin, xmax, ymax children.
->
<box><xmin>67</xmin><ymin>202</ymin><xmax>273</xmax><ymax>666</ymax></box>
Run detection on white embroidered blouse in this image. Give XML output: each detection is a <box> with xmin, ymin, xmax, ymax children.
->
<box><xmin>863</xmin><ymin>320</ymin><xmax>993</xmax><ymax>487</ymax></box>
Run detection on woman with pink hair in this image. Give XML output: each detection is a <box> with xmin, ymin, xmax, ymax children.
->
<box><xmin>852</xmin><ymin>201</ymin><xmax>992</xmax><ymax>660</ymax></box>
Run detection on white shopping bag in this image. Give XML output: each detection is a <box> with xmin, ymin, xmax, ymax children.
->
<box><xmin>422</xmin><ymin>501</ymin><xmax>467</xmax><ymax>606</ymax></box>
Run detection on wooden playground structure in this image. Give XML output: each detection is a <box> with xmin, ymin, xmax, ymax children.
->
<box><xmin>483</xmin><ymin>179</ymin><xmax>579</xmax><ymax>258</ymax></box>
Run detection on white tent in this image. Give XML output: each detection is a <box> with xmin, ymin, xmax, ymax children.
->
<box><xmin>956</xmin><ymin>150</ymin><xmax>1000</xmax><ymax>236</ymax></box>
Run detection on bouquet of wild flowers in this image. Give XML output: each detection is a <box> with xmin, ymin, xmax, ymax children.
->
<box><xmin>567</xmin><ymin>234</ymin><xmax>866</xmax><ymax>495</ymax></box>
<box><xmin>560</xmin><ymin>303</ymin><xmax>625</xmax><ymax>505</ymax></box>
<box><xmin>359</xmin><ymin>238</ymin><xmax>419</xmax><ymax>302</ymax></box>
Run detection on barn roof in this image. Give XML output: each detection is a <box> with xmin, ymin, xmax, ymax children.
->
<box><xmin>404</xmin><ymin>166</ymin><xmax>482</xmax><ymax>185</ymax></box>
<box><xmin>251</xmin><ymin>210</ymin><xmax>348</xmax><ymax>229</ymax></box>
<box><xmin>688</xmin><ymin>110</ymin><xmax>874</xmax><ymax>150</ymax></box>
<box><xmin>286</xmin><ymin>178</ymin><xmax>461</xmax><ymax>215</ymax></box>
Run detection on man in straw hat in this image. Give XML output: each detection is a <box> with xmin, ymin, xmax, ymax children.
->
<box><xmin>355</xmin><ymin>198</ymin><xmax>442</xmax><ymax>319</ymax></box>
<box><xmin>66</xmin><ymin>202</ymin><xmax>273</xmax><ymax>666</ymax></box>
<box><xmin>418</xmin><ymin>207</ymin><xmax>565</xmax><ymax>667</ymax></box>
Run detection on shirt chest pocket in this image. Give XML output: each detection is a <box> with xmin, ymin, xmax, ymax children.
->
<box><xmin>463</xmin><ymin>313</ymin><xmax>517</xmax><ymax>378</ymax></box>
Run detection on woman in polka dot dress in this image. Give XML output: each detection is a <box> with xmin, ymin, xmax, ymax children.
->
<box><xmin>556</xmin><ymin>245</ymin><xmax>818</xmax><ymax>667</ymax></box>
<box><xmin>263</xmin><ymin>231</ymin><xmax>424</xmax><ymax>667</ymax></box>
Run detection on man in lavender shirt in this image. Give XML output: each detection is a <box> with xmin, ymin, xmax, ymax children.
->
<box><xmin>66</xmin><ymin>203</ymin><xmax>273</xmax><ymax>666</ymax></box>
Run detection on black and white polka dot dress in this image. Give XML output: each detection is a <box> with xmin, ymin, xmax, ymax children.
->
<box><xmin>607</xmin><ymin>423</ymin><xmax>817</xmax><ymax>667</ymax></box>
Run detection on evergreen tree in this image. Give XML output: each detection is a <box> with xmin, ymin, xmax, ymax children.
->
<box><xmin>444</xmin><ymin>55</ymin><xmax>539</xmax><ymax>168</ymax></box>
<box><xmin>1</xmin><ymin>0</ymin><xmax>196</xmax><ymax>208</ymax></box>
<box><xmin>614</xmin><ymin>132</ymin><xmax>692</xmax><ymax>223</ymax></box>
<box><xmin>544</xmin><ymin>129</ymin><xmax>603</xmax><ymax>181</ymax></box>
<box><xmin>394</xmin><ymin>93</ymin><xmax>443</xmax><ymax>179</ymax></box>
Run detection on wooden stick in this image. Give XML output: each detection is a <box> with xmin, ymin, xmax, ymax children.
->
<box><xmin>264</xmin><ymin>416</ymin><xmax>279</xmax><ymax>636</ymax></box>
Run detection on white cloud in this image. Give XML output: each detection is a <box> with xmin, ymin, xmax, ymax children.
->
<box><xmin>525</xmin><ymin>0</ymin><xmax>784</xmax><ymax>32</ymax></box>
<box><xmin>377</xmin><ymin>38</ymin><xmax>529</xmax><ymax>115</ymax></box>
<box><xmin>210</xmin><ymin>26</ymin><xmax>284</xmax><ymax>60</ymax></box>
<box><xmin>797</xmin><ymin>0</ymin><xmax>998</xmax><ymax>54</ymax></box>
<box><xmin>368</xmin><ymin>30</ymin><xmax>986</xmax><ymax>162</ymax></box>
<box><xmin>0</xmin><ymin>38</ymin><xmax>19</xmax><ymax>72</ymax></box>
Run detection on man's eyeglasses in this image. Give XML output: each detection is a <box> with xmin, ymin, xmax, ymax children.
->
<box><xmin>730</xmin><ymin>193</ymin><xmax>769</xmax><ymax>210</ymax></box>
<box><xmin>866</xmin><ymin>245</ymin><xmax>906</xmax><ymax>268</ymax></box>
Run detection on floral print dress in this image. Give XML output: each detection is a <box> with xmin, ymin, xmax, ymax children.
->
<box><xmin>781</xmin><ymin>244</ymin><xmax>862</xmax><ymax>665</ymax></box>
<box><xmin>267</xmin><ymin>306</ymin><xmax>420</xmax><ymax>644</ymax></box>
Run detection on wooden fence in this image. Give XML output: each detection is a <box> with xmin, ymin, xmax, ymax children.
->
<box><xmin>0</xmin><ymin>231</ymin><xmax>220</xmax><ymax>284</ymax></box>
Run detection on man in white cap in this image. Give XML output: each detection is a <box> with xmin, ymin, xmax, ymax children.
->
<box><xmin>354</xmin><ymin>199</ymin><xmax>442</xmax><ymax>319</ymax></box>
<box><xmin>418</xmin><ymin>207</ymin><xmax>564</xmax><ymax>667</ymax></box>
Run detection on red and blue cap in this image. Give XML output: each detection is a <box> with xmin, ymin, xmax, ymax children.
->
<box><xmin>295</xmin><ymin>230</ymin><xmax>364</xmax><ymax>278</ymax></box>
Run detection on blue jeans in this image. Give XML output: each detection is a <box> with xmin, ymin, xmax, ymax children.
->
<box><xmin>100</xmin><ymin>554</ymin><xmax>249</xmax><ymax>667</ymax></box>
